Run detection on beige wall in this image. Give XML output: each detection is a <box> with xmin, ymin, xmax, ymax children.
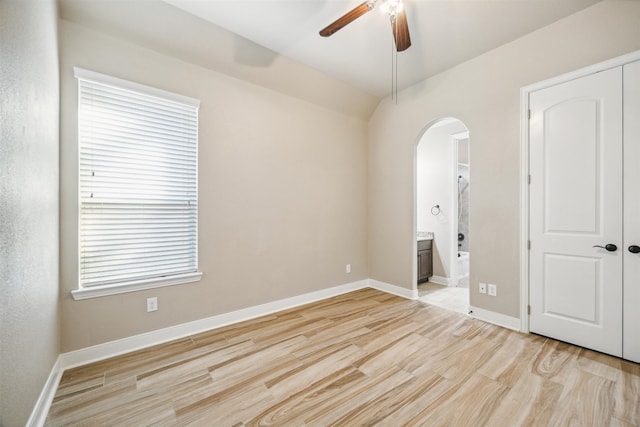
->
<box><xmin>59</xmin><ymin>20</ymin><xmax>368</xmax><ymax>352</ymax></box>
<box><xmin>368</xmin><ymin>0</ymin><xmax>640</xmax><ymax>318</ymax></box>
<box><xmin>0</xmin><ymin>1</ymin><xmax>60</xmax><ymax>426</ymax></box>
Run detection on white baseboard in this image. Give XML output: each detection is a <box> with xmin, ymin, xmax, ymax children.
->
<box><xmin>469</xmin><ymin>306</ymin><xmax>521</xmax><ymax>331</ymax></box>
<box><xmin>368</xmin><ymin>279</ymin><xmax>418</xmax><ymax>300</ymax></box>
<box><xmin>32</xmin><ymin>279</ymin><xmax>516</xmax><ymax>425</ymax></box>
<box><xmin>26</xmin><ymin>356</ymin><xmax>63</xmax><ymax>427</ymax></box>
<box><xmin>59</xmin><ymin>279</ymin><xmax>369</xmax><ymax>370</ymax></box>
<box><xmin>429</xmin><ymin>275</ymin><xmax>453</xmax><ymax>286</ymax></box>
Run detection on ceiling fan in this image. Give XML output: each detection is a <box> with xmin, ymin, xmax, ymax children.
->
<box><xmin>319</xmin><ymin>0</ymin><xmax>411</xmax><ymax>52</ymax></box>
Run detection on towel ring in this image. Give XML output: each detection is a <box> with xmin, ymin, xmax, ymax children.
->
<box><xmin>431</xmin><ymin>205</ymin><xmax>440</xmax><ymax>216</ymax></box>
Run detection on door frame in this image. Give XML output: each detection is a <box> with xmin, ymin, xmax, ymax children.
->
<box><xmin>450</xmin><ymin>130</ymin><xmax>470</xmax><ymax>286</ymax></box>
<box><xmin>519</xmin><ymin>49</ymin><xmax>640</xmax><ymax>333</ymax></box>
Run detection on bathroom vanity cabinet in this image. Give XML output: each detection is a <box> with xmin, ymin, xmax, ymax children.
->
<box><xmin>417</xmin><ymin>239</ymin><xmax>433</xmax><ymax>283</ymax></box>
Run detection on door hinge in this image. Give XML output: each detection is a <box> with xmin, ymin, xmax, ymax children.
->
<box><xmin>528</xmin><ymin>174</ymin><xmax>531</xmax><ymax>185</ymax></box>
<box><xmin>528</xmin><ymin>109</ymin><xmax>531</xmax><ymax>120</ymax></box>
<box><xmin>527</xmin><ymin>305</ymin><xmax>531</xmax><ymax>315</ymax></box>
<box><xmin>527</xmin><ymin>240</ymin><xmax>531</xmax><ymax>250</ymax></box>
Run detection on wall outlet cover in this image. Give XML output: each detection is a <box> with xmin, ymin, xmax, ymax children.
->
<box><xmin>147</xmin><ymin>297</ymin><xmax>158</xmax><ymax>312</ymax></box>
<box><xmin>488</xmin><ymin>284</ymin><xmax>497</xmax><ymax>297</ymax></box>
<box><xmin>479</xmin><ymin>282</ymin><xmax>487</xmax><ymax>294</ymax></box>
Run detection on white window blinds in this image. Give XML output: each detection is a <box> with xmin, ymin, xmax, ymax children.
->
<box><xmin>75</xmin><ymin>68</ymin><xmax>200</xmax><ymax>292</ymax></box>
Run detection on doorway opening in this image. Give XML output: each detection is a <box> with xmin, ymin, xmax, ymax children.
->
<box><xmin>415</xmin><ymin>118</ymin><xmax>470</xmax><ymax>314</ymax></box>
<box><xmin>455</xmin><ymin>132</ymin><xmax>470</xmax><ymax>287</ymax></box>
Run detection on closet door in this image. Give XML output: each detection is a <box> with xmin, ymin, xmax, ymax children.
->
<box><xmin>529</xmin><ymin>67</ymin><xmax>623</xmax><ymax>357</ymax></box>
<box><xmin>623</xmin><ymin>60</ymin><xmax>640</xmax><ymax>363</ymax></box>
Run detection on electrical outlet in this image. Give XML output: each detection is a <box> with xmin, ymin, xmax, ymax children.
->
<box><xmin>479</xmin><ymin>282</ymin><xmax>487</xmax><ymax>294</ymax></box>
<box><xmin>346</xmin><ymin>264</ymin><xmax>351</xmax><ymax>273</ymax></box>
<box><xmin>488</xmin><ymin>284</ymin><xmax>497</xmax><ymax>297</ymax></box>
<box><xmin>147</xmin><ymin>297</ymin><xmax>158</xmax><ymax>312</ymax></box>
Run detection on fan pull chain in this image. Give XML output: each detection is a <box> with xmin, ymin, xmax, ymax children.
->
<box><xmin>395</xmin><ymin>42</ymin><xmax>398</xmax><ymax>104</ymax></box>
<box><xmin>391</xmin><ymin>29</ymin><xmax>394</xmax><ymax>102</ymax></box>
<box><xmin>391</xmin><ymin>16</ymin><xmax>397</xmax><ymax>104</ymax></box>
<box><xmin>390</xmin><ymin>15</ymin><xmax>399</xmax><ymax>104</ymax></box>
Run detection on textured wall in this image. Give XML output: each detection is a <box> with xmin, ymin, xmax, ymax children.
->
<box><xmin>0</xmin><ymin>1</ymin><xmax>60</xmax><ymax>426</ymax></box>
<box><xmin>368</xmin><ymin>0</ymin><xmax>640</xmax><ymax>318</ymax></box>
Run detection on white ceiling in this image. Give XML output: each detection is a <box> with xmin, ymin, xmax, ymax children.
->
<box><xmin>164</xmin><ymin>0</ymin><xmax>602</xmax><ymax>97</ymax></box>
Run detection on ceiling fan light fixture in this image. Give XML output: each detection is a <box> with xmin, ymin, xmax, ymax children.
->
<box><xmin>318</xmin><ymin>0</ymin><xmax>411</xmax><ymax>102</ymax></box>
<box><xmin>380</xmin><ymin>0</ymin><xmax>403</xmax><ymax>17</ymax></box>
<box><xmin>319</xmin><ymin>0</ymin><xmax>410</xmax><ymax>52</ymax></box>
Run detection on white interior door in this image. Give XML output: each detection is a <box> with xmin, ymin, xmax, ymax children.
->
<box><xmin>529</xmin><ymin>67</ymin><xmax>623</xmax><ymax>357</ymax></box>
<box><xmin>623</xmin><ymin>60</ymin><xmax>640</xmax><ymax>363</ymax></box>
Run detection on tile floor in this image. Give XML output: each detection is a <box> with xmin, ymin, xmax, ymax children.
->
<box><xmin>418</xmin><ymin>281</ymin><xmax>470</xmax><ymax>315</ymax></box>
<box><xmin>45</xmin><ymin>288</ymin><xmax>640</xmax><ymax>426</ymax></box>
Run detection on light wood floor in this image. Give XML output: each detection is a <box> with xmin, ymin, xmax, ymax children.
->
<box><xmin>418</xmin><ymin>282</ymin><xmax>469</xmax><ymax>314</ymax></box>
<box><xmin>45</xmin><ymin>288</ymin><xmax>639</xmax><ymax>426</ymax></box>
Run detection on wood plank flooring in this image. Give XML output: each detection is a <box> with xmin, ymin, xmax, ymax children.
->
<box><xmin>45</xmin><ymin>288</ymin><xmax>640</xmax><ymax>426</ymax></box>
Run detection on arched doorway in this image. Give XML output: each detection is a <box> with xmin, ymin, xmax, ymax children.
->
<box><xmin>415</xmin><ymin>117</ymin><xmax>470</xmax><ymax>314</ymax></box>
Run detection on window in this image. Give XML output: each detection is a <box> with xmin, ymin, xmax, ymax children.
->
<box><xmin>72</xmin><ymin>68</ymin><xmax>201</xmax><ymax>300</ymax></box>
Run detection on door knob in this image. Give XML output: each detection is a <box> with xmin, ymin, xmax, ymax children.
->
<box><xmin>629</xmin><ymin>245</ymin><xmax>640</xmax><ymax>254</ymax></box>
<box><xmin>593</xmin><ymin>244</ymin><xmax>618</xmax><ymax>252</ymax></box>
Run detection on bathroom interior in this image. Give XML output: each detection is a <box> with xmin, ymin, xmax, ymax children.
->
<box><xmin>416</xmin><ymin>118</ymin><xmax>470</xmax><ymax>313</ymax></box>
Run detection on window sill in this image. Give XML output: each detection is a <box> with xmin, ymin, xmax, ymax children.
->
<box><xmin>71</xmin><ymin>272</ymin><xmax>203</xmax><ymax>300</ymax></box>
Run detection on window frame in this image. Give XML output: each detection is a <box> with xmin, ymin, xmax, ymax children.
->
<box><xmin>71</xmin><ymin>68</ymin><xmax>202</xmax><ymax>300</ymax></box>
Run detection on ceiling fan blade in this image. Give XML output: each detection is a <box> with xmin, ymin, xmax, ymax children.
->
<box><xmin>319</xmin><ymin>2</ymin><xmax>374</xmax><ymax>37</ymax></box>
<box><xmin>392</xmin><ymin>9</ymin><xmax>411</xmax><ymax>51</ymax></box>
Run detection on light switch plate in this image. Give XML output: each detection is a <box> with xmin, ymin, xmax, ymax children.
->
<box><xmin>488</xmin><ymin>284</ymin><xmax>497</xmax><ymax>297</ymax></box>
